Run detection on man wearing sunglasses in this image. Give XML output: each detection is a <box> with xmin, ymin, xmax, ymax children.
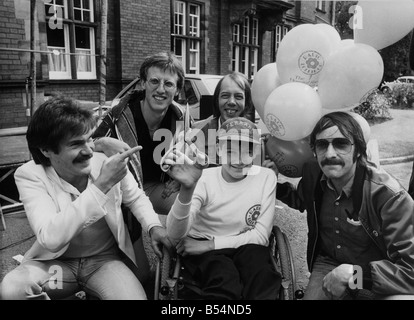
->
<box><xmin>92</xmin><ymin>51</ymin><xmax>187</xmax><ymax>286</ymax></box>
<box><xmin>277</xmin><ymin>111</ymin><xmax>414</xmax><ymax>300</ymax></box>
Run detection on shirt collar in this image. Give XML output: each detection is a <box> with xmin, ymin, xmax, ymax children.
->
<box><xmin>320</xmin><ymin>173</ymin><xmax>354</xmax><ymax>199</ymax></box>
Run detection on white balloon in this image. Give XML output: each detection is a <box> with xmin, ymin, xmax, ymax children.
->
<box><xmin>314</xmin><ymin>24</ymin><xmax>341</xmax><ymax>54</ymax></box>
<box><xmin>347</xmin><ymin>111</ymin><xmax>371</xmax><ymax>143</ymax></box>
<box><xmin>276</xmin><ymin>24</ymin><xmax>334</xmax><ymax>88</ymax></box>
<box><xmin>263</xmin><ymin>82</ymin><xmax>322</xmax><ymax>141</ymax></box>
<box><xmin>353</xmin><ymin>0</ymin><xmax>414</xmax><ymax>50</ymax></box>
<box><xmin>251</xmin><ymin>63</ymin><xmax>282</xmax><ymax>121</ymax></box>
<box><xmin>318</xmin><ymin>43</ymin><xmax>384</xmax><ymax>110</ymax></box>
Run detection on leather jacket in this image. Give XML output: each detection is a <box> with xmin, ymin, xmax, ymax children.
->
<box><xmin>277</xmin><ymin>159</ymin><xmax>414</xmax><ymax>295</ymax></box>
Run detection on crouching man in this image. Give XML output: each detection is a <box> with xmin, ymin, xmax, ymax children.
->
<box><xmin>0</xmin><ymin>96</ymin><xmax>172</xmax><ymax>300</ymax></box>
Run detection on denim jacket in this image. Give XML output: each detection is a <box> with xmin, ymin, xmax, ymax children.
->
<box><xmin>277</xmin><ymin>159</ymin><xmax>414</xmax><ymax>295</ymax></box>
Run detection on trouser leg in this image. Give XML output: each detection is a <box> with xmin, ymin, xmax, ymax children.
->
<box><xmin>234</xmin><ymin>244</ymin><xmax>281</xmax><ymax>300</ymax></box>
<box><xmin>303</xmin><ymin>254</ymin><xmax>339</xmax><ymax>300</ymax></box>
<box><xmin>0</xmin><ymin>260</ymin><xmax>79</xmax><ymax>300</ymax></box>
<box><xmin>183</xmin><ymin>249</ymin><xmax>243</xmax><ymax>300</ymax></box>
<box><xmin>82</xmin><ymin>256</ymin><xmax>146</xmax><ymax>300</ymax></box>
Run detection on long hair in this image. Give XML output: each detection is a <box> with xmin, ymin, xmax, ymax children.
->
<box><xmin>309</xmin><ymin>112</ymin><xmax>367</xmax><ymax>166</ymax></box>
<box><xmin>212</xmin><ymin>71</ymin><xmax>254</xmax><ymax>120</ymax></box>
<box><xmin>27</xmin><ymin>96</ymin><xmax>96</xmax><ymax>166</ymax></box>
<box><xmin>139</xmin><ymin>51</ymin><xmax>185</xmax><ymax>92</ymax></box>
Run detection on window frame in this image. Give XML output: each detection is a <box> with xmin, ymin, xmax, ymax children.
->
<box><xmin>316</xmin><ymin>1</ymin><xmax>326</xmax><ymax>12</ymax></box>
<box><xmin>273</xmin><ymin>24</ymin><xmax>289</xmax><ymax>61</ymax></box>
<box><xmin>45</xmin><ymin>0</ymin><xmax>97</xmax><ymax>80</ymax></box>
<box><xmin>172</xmin><ymin>0</ymin><xmax>202</xmax><ymax>74</ymax></box>
<box><xmin>232</xmin><ymin>15</ymin><xmax>260</xmax><ymax>79</ymax></box>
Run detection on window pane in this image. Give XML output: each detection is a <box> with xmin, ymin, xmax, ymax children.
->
<box><xmin>45</xmin><ymin>0</ymin><xmax>66</xmax><ymax>19</ymax></box>
<box><xmin>189</xmin><ymin>4</ymin><xmax>200</xmax><ymax>37</ymax></box>
<box><xmin>47</xmin><ymin>24</ymin><xmax>70</xmax><ymax>76</ymax></box>
<box><xmin>75</xmin><ymin>26</ymin><xmax>91</xmax><ymax>49</ymax></box>
<box><xmin>243</xmin><ymin>17</ymin><xmax>249</xmax><ymax>44</ymax></box>
<box><xmin>252</xmin><ymin>19</ymin><xmax>258</xmax><ymax>45</ymax></box>
<box><xmin>48</xmin><ymin>49</ymin><xmax>67</xmax><ymax>72</ymax></box>
<box><xmin>189</xmin><ymin>39</ymin><xmax>199</xmax><ymax>73</ymax></box>
<box><xmin>174</xmin><ymin>1</ymin><xmax>185</xmax><ymax>35</ymax></box>
<box><xmin>74</xmin><ymin>9</ymin><xmax>82</xmax><ymax>20</ymax></box>
<box><xmin>47</xmin><ymin>26</ymin><xmax>65</xmax><ymax>47</ymax></box>
<box><xmin>74</xmin><ymin>0</ymin><xmax>81</xmax><ymax>8</ymax></box>
<box><xmin>233</xmin><ymin>24</ymin><xmax>240</xmax><ymax>42</ymax></box>
<box><xmin>83</xmin><ymin>0</ymin><xmax>90</xmax><ymax>9</ymax></box>
<box><xmin>76</xmin><ymin>49</ymin><xmax>91</xmax><ymax>72</ymax></box>
<box><xmin>83</xmin><ymin>11</ymin><xmax>90</xmax><ymax>22</ymax></box>
<box><xmin>174</xmin><ymin>38</ymin><xmax>183</xmax><ymax>56</ymax></box>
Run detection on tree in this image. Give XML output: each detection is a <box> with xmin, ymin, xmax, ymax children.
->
<box><xmin>379</xmin><ymin>32</ymin><xmax>413</xmax><ymax>81</ymax></box>
<box><xmin>334</xmin><ymin>1</ymin><xmax>357</xmax><ymax>40</ymax></box>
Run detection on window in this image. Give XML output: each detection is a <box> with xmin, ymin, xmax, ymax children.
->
<box><xmin>45</xmin><ymin>0</ymin><xmax>97</xmax><ymax>80</ymax></box>
<box><xmin>316</xmin><ymin>1</ymin><xmax>326</xmax><ymax>12</ymax></box>
<box><xmin>232</xmin><ymin>16</ymin><xmax>259</xmax><ymax>79</ymax></box>
<box><xmin>172</xmin><ymin>1</ymin><xmax>201</xmax><ymax>74</ymax></box>
<box><xmin>273</xmin><ymin>24</ymin><xmax>289</xmax><ymax>60</ymax></box>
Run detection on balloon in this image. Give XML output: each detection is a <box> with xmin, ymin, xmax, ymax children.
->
<box><xmin>338</xmin><ymin>39</ymin><xmax>354</xmax><ymax>48</ymax></box>
<box><xmin>352</xmin><ymin>0</ymin><xmax>414</xmax><ymax>50</ymax></box>
<box><xmin>276</xmin><ymin>24</ymin><xmax>335</xmax><ymax>88</ymax></box>
<box><xmin>347</xmin><ymin>111</ymin><xmax>370</xmax><ymax>143</ymax></box>
<box><xmin>263</xmin><ymin>82</ymin><xmax>322</xmax><ymax>141</ymax></box>
<box><xmin>251</xmin><ymin>63</ymin><xmax>282</xmax><ymax>121</ymax></box>
<box><xmin>265</xmin><ymin>136</ymin><xmax>314</xmax><ymax>178</ymax></box>
<box><xmin>317</xmin><ymin>43</ymin><xmax>384</xmax><ymax>110</ymax></box>
<box><xmin>314</xmin><ymin>24</ymin><xmax>341</xmax><ymax>54</ymax></box>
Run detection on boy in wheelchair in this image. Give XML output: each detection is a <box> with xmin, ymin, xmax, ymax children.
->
<box><xmin>162</xmin><ymin>117</ymin><xmax>282</xmax><ymax>300</ymax></box>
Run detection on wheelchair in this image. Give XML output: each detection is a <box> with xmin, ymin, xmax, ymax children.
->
<box><xmin>153</xmin><ymin>225</ymin><xmax>301</xmax><ymax>300</ymax></box>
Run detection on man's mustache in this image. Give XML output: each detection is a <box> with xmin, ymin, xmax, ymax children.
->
<box><xmin>73</xmin><ymin>155</ymin><xmax>93</xmax><ymax>163</ymax></box>
<box><xmin>321</xmin><ymin>158</ymin><xmax>344</xmax><ymax>167</ymax></box>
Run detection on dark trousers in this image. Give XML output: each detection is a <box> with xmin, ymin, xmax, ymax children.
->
<box><xmin>182</xmin><ymin>243</ymin><xmax>281</xmax><ymax>300</ymax></box>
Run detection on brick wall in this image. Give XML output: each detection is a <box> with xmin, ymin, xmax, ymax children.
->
<box><xmin>0</xmin><ymin>0</ymin><xmax>32</xmax><ymax>128</ymax></box>
<box><xmin>119</xmin><ymin>0</ymin><xmax>171</xmax><ymax>79</ymax></box>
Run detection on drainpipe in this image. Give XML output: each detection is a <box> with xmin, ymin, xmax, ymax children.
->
<box><xmin>218</xmin><ymin>0</ymin><xmax>222</xmax><ymax>73</ymax></box>
<box><xmin>30</xmin><ymin>0</ymin><xmax>36</xmax><ymax>119</ymax></box>
<box><xmin>99</xmin><ymin>0</ymin><xmax>108</xmax><ymax>118</ymax></box>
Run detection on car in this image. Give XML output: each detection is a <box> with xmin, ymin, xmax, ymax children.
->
<box><xmin>381</xmin><ymin>76</ymin><xmax>414</xmax><ymax>93</ymax></box>
<box><xmin>107</xmin><ymin>74</ymin><xmax>224</xmax><ymax>121</ymax></box>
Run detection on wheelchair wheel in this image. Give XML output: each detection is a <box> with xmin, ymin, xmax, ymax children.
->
<box><xmin>272</xmin><ymin>225</ymin><xmax>297</xmax><ymax>300</ymax></box>
<box><xmin>154</xmin><ymin>247</ymin><xmax>179</xmax><ymax>300</ymax></box>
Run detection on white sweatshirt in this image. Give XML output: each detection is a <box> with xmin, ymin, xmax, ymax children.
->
<box><xmin>167</xmin><ymin>165</ymin><xmax>277</xmax><ymax>250</ymax></box>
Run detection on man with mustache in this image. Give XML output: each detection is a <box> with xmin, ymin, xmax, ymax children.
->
<box><xmin>277</xmin><ymin>111</ymin><xmax>414</xmax><ymax>300</ymax></box>
<box><xmin>0</xmin><ymin>96</ymin><xmax>171</xmax><ymax>300</ymax></box>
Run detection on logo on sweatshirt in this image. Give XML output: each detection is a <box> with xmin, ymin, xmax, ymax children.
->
<box><xmin>245</xmin><ymin>205</ymin><xmax>261</xmax><ymax>227</ymax></box>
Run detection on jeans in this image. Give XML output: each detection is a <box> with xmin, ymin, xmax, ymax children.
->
<box><xmin>0</xmin><ymin>252</ymin><xmax>146</xmax><ymax>300</ymax></box>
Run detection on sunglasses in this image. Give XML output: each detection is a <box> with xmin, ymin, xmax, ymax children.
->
<box><xmin>314</xmin><ymin>138</ymin><xmax>353</xmax><ymax>155</ymax></box>
<box><xmin>147</xmin><ymin>77</ymin><xmax>177</xmax><ymax>92</ymax></box>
